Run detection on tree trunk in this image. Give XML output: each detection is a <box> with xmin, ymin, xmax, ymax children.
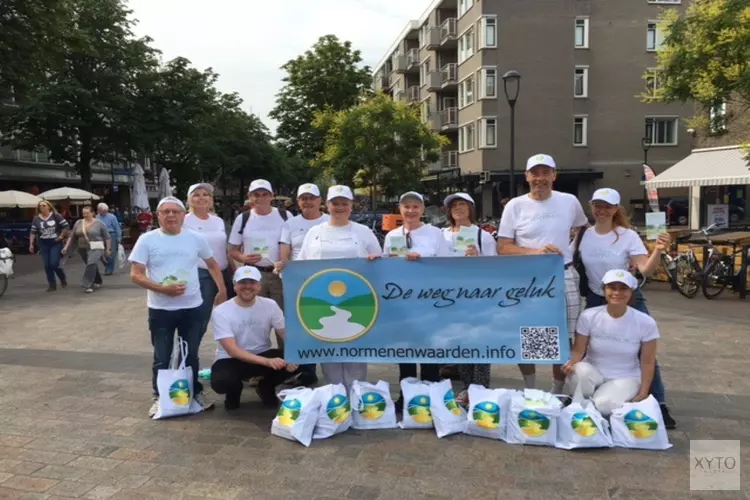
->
<box><xmin>77</xmin><ymin>147</ymin><xmax>92</xmax><ymax>192</ymax></box>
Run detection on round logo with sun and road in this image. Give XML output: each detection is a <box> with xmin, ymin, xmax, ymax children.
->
<box><xmin>296</xmin><ymin>269</ymin><xmax>378</xmax><ymax>342</ymax></box>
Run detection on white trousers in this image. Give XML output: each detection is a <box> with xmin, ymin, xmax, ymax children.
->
<box><xmin>566</xmin><ymin>361</ymin><xmax>640</xmax><ymax>417</ymax></box>
<box><xmin>322</xmin><ymin>363</ymin><xmax>367</xmax><ymax>392</ymax></box>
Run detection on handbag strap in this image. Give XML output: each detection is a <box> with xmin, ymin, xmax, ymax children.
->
<box><xmin>80</xmin><ymin>220</ymin><xmax>91</xmax><ymax>244</ymax></box>
<box><xmin>573</xmin><ymin>227</ymin><xmax>588</xmax><ymax>265</ymax></box>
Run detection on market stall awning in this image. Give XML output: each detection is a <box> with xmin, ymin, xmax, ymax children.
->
<box><xmin>645</xmin><ymin>145</ymin><xmax>750</xmax><ymax>188</ymax></box>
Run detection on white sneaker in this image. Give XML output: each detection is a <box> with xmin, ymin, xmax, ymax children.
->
<box><xmin>148</xmin><ymin>398</ymin><xmax>159</xmax><ymax>417</ymax></box>
<box><xmin>93</xmin><ymin>283</ymin><xmax>102</xmax><ymax>289</ymax></box>
<box><xmin>194</xmin><ymin>393</ymin><xmax>215</xmax><ymax>411</ymax></box>
<box><xmin>84</xmin><ymin>287</ymin><xmax>94</xmax><ymax>293</ymax></box>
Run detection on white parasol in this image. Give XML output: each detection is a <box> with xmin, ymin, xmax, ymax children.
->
<box><xmin>131</xmin><ymin>163</ymin><xmax>150</xmax><ymax>211</ymax></box>
<box><xmin>157</xmin><ymin>167</ymin><xmax>172</xmax><ymax>199</ymax></box>
<box><xmin>39</xmin><ymin>187</ymin><xmax>100</xmax><ymax>202</ymax></box>
<box><xmin>0</xmin><ymin>190</ymin><xmax>43</xmax><ymax>208</ymax></box>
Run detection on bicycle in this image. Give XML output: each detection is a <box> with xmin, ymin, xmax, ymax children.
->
<box><xmin>670</xmin><ymin>223</ymin><xmax>720</xmax><ymax>298</ymax></box>
<box><xmin>701</xmin><ymin>241</ymin><xmax>750</xmax><ymax>299</ymax></box>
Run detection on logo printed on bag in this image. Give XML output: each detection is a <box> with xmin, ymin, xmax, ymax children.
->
<box><xmin>407</xmin><ymin>395</ymin><xmax>432</xmax><ymax>424</ymax></box>
<box><xmin>443</xmin><ymin>389</ymin><xmax>462</xmax><ymax>416</ymax></box>
<box><xmin>518</xmin><ymin>410</ymin><xmax>551</xmax><ymax>437</ymax></box>
<box><xmin>359</xmin><ymin>392</ymin><xmax>386</xmax><ymax>420</ymax></box>
<box><xmin>297</xmin><ymin>269</ymin><xmax>379</xmax><ymax>342</ymax></box>
<box><xmin>473</xmin><ymin>401</ymin><xmax>500</xmax><ymax>429</ymax></box>
<box><xmin>276</xmin><ymin>398</ymin><xmax>302</xmax><ymax>427</ymax></box>
<box><xmin>168</xmin><ymin>379</ymin><xmax>190</xmax><ymax>406</ymax></box>
<box><xmin>326</xmin><ymin>394</ymin><xmax>352</xmax><ymax>424</ymax></box>
<box><xmin>571</xmin><ymin>412</ymin><xmax>599</xmax><ymax>437</ymax></box>
<box><xmin>624</xmin><ymin>410</ymin><xmax>658</xmax><ymax>439</ymax></box>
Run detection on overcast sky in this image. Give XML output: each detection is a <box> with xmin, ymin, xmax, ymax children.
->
<box><xmin>127</xmin><ymin>0</ymin><xmax>427</xmax><ymax>133</ymax></box>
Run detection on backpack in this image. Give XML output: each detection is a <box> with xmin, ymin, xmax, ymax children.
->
<box><xmin>238</xmin><ymin>207</ymin><xmax>288</xmax><ymax>235</ymax></box>
<box><xmin>572</xmin><ymin>227</ymin><xmax>589</xmax><ymax>296</ymax></box>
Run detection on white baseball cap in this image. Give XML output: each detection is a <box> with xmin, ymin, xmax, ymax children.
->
<box><xmin>248</xmin><ymin>179</ymin><xmax>273</xmax><ymax>193</ymax></box>
<box><xmin>156</xmin><ymin>197</ymin><xmax>186</xmax><ymax>211</ymax></box>
<box><xmin>591</xmin><ymin>188</ymin><xmax>621</xmax><ymax>206</ymax></box>
<box><xmin>526</xmin><ymin>154</ymin><xmax>556</xmax><ymax>171</ymax></box>
<box><xmin>233</xmin><ymin>265</ymin><xmax>262</xmax><ymax>283</ymax></box>
<box><xmin>602</xmin><ymin>269</ymin><xmax>638</xmax><ymax>289</ymax></box>
<box><xmin>326</xmin><ymin>185</ymin><xmax>354</xmax><ymax>201</ymax></box>
<box><xmin>297</xmin><ymin>183</ymin><xmax>321</xmax><ymax>197</ymax></box>
<box><xmin>399</xmin><ymin>191</ymin><xmax>424</xmax><ymax>203</ymax></box>
<box><xmin>443</xmin><ymin>192</ymin><xmax>474</xmax><ymax>207</ymax></box>
<box><xmin>187</xmin><ymin>183</ymin><xmax>214</xmax><ymax>198</ymax></box>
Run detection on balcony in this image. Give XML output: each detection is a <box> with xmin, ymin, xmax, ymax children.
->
<box><xmin>373</xmin><ymin>73</ymin><xmax>389</xmax><ymax>92</ymax></box>
<box><xmin>441</xmin><ymin>63</ymin><xmax>458</xmax><ymax>88</ymax></box>
<box><xmin>425</xmin><ymin>28</ymin><xmax>441</xmax><ymax>50</ymax></box>
<box><xmin>440</xmin><ymin>107</ymin><xmax>458</xmax><ymax>130</ymax></box>
<box><xmin>440</xmin><ymin>18</ymin><xmax>457</xmax><ymax>46</ymax></box>
<box><xmin>406</xmin><ymin>49</ymin><xmax>420</xmax><ymax>72</ymax></box>
<box><xmin>425</xmin><ymin>71</ymin><xmax>442</xmax><ymax>92</ymax></box>
<box><xmin>392</xmin><ymin>55</ymin><xmax>406</xmax><ymax>73</ymax></box>
<box><xmin>407</xmin><ymin>85</ymin><xmax>420</xmax><ymax>102</ymax></box>
<box><xmin>441</xmin><ymin>150</ymin><xmax>458</xmax><ymax>169</ymax></box>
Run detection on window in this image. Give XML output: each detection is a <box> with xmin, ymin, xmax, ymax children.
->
<box><xmin>574</xmin><ymin>66</ymin><xmax>589</xmax><ymax>98</ymax></box>
<box><xmin>645</xmin><ymin>68</ymin><xmax>663</xmax><ymax>96</ymax></box>
<box><xmin>459</xmin><ymin>122</ymin><xmax>476</xmax><ymax>152</ymax></box>
<box><xmin>458</xmin><ymin>27</ymin><xmax>475</xmax><ymax>63</ymax></box>
<box><xmin>480</xmin><ymin>68</ymin><xmax>497</xmax><ymax>98</ymax></box>
<box><xmin>575</xmin><ymin>18</ymin><xmax>589</xmax><ymax>48</ymax></box>
<box><xmin>645</xmin><ymin>117</ymin><xmax>678</xmax><ymax>145</ymax></box>
<box><xmin>419</xmin><ymin>24</ymin><xmax>430</xmax><ymax>48</ymax></box>
<box><xmin>421</xmin><ymin>97</ymin><xmax>431</xmax><ymax>122</ymax></box>
<box><xmin>420</xmin><ymin>58</ymin><xmax>431</xmax><ymax>87</ymax></box>
<box><xmin>479</xmin><ymin>118</ymin><xmax>497</xmax><ymax>148</ymax></box>
<box><xmin>459</xmin><ymin>75</ymin><xmax>475</xmax><ymax>108</ymax></box>
<box><xmin>647</xmin><ymin>22</ymin><xmax>664</xmax><ymax>51</ymax></box>
<box><xmin>709</xmin><ymin>101</ymin><xmax>727</xmax><ymax>134</ymax></box>
<box><xmin>458</xmin><ymin>0</ymin><xmax>473</xmax><ymax>17</ymax></box>
<box><xmin>574</xmin><ymin>116</ymin><xmax>588</xmax><ymax>146</ymax></box>
<box><xmin>480</xmin><ymin>16</ymin><xmax>497</xmax><ymax>48</ymax></box>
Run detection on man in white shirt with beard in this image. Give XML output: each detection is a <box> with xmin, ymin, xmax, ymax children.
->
<box><xmin>210</xmin><ymin>266</ymin><xmax>298</xmax><ymax>410</ymax></box>
<box><xmin>497</xmin><ymin>154</ymin><xmax>588</xmax><ymax>394</ymax></box>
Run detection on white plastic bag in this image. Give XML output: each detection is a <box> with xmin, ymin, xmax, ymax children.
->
<box><xmin>610</xmin><ymin>395</ymin><xmax>672</xmax><ymax>451</ymax></box>
<box><xmin>116</xmin><ymin>243</ymin><xmax>126</xmax><ymax>269</ymax></box>
<box><xmin>555</xmin><ymin>385</ymin><xmax>613</xmax><ymax>450</ymax></box>
<box><xmin>312</xmin><ymin>384</ymin><xmax>352</xmax><ymax>439</ymax></box>
<box><xmin>429</xmin><ymin>379</ymin><xmax>467</xmax><ymax>438</ymax></box>
<box><xmin>152</xmin><ymin>339</ymin><xmax>203</xmax><ymax>420</ymax></box>
<box><xmin>0</xmin><ymin>248</ymin><xmax>14</xmax><ymax>276</ymax></box>
<box><xmin>350</xmin><ymin>380</ymin><xmax>397</xmax><ymax>430</ymax></box>
<box><xmin>272</xmin><ymin>387</ymin><xmax>321</xmax><ymax>447</ymax></box>
<box><xmin>464</xmin><ymin>385</ymin><xmax>515</xmax><ymax>441</ymax></box>
<box><xmin>505</xmin><ymin>389</ymin><xmax>562</xmax><ymax>446</ymax></box>
<box><xmin>398</xmin><ymin>378</ymin><xmax>433</xmax><ymax>430</ymax></box>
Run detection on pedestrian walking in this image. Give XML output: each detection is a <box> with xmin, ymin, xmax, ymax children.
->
<box><xmin>96</xmin><ymin>203</ymin><xmax>121</xmax><ymax>276</ymax></box>
<box><xmin>62</xmin><ymin>205</ymin><xmax>111</xmax><ymax>293</ymax></box>
<box><xmin>29</xmin><ymin>200</ymin><xmax>69</xmax><ymax>291</ymax></box>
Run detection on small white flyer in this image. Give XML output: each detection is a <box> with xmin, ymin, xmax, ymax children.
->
<box><xmin>389</xmin><ymin>235</ymin><xmax>408</xmax><ymax>257</ymax></box>
<box><xmin>645</xmin><ymin>212</ymin><xmax>666</xmax><ymax>240</ymax></box>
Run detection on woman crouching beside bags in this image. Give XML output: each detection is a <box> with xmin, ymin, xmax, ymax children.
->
<box><xmin>62</xmin><ymin>205</ymin><xmax>111</xmax><ymax>293</ymax></box>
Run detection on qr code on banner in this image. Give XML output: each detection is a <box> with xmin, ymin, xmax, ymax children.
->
<box><xmin>520</xmin><ymin>327</ymin><xmax>561</xmax><ymax>361</ymax></box>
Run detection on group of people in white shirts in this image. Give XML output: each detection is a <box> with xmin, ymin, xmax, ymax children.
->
<box><xmin>128</xmin><ymin>152</ymin><xmax>675</xmax><ymax>428</ymax></box>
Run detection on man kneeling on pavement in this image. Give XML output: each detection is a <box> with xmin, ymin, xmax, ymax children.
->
<box><xmin>210</xmin><ymin>266</ymin><xmax>298</xmax><ymax>410</ymax></box>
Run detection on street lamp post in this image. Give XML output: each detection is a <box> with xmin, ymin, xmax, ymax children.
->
<box><xmin>641</xmin><ymin>136</ymin><xmax>652</xmax><ymax>165</ymax></box>
<box><xmin>502</xmin><ymin>70</ymin><xmax>521</xmax><ymax>198</ymax></box>
<box><xmin>641</xmin><ymin>135</ymin><xmax>652</xmax><ymax>221</ymax></box>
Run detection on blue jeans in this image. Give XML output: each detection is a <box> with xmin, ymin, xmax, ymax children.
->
<box><xmin>148</xmin><ymin>307</ymin><xmax>204</xmax><ymax>397</ymax></box>
<box><xmin>105</xmin><ymin>235</ymin><xmax>118</xmax><ymax>273</ymax></box>
<box><xmin>584</xmin><ymin>289</ymin><xmax>666</xmax><ymax>404</ymax></box>
<box><xmin>38</xmin><ymin>239</ymin><xmax>66</xmax><ymax>286</ymax></box>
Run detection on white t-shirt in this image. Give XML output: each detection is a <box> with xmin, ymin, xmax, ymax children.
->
<box><xmin>578</xmin><ymin>228</ymin><xmax>648</xmax><ymax>296</ymax></box>
<box><xmin>280</xmin><ymin>213</ymin><xmax>330</xmax><ymax>260</ymax></box>
<box><xmin>128</xmin><ymin>229</ymin><xmax>213</xmax><ymax>311</ymax></box>
<box><xmin>184</xmin><ymin>213</ymin><xmax>228</xmax><ymax>270</ymax></box>
<box><xmin>498</xmin><ymin>191</ymin><xmax>588</xmax><ymax>264</ymax></box>
<box><xmin>384</xmin><ymin>224</ymin><xmax>451</xmax><ymax>257</ymax></box>
<box><xmin>212</xmin><ymin>297</ymin><xmax>285</xmax><ymax>361</ymax></box>
<box><xmin>298</xmin><ymin>221</ymin><xmax>382</xmax><ymax>261</ymax></box>
<box><xmin>576</xmin><ymin>306</ymin><xmax>660</xmax><ymax>381</ymax></box>
<box><xmin>228</xmin><ymin>208</ymin><xmax>286</xmax><ymax>268</ymax></box>
<box><xmin>442</xmin><ymin>225</ymin><xmax>497</xmax><ymax>256</ymax></box>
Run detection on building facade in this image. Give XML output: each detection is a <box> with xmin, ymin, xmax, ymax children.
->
<box><xmin>372</xmin><ymin>0</ymin><xmax>693</xmax><ymax>217</ymax></box>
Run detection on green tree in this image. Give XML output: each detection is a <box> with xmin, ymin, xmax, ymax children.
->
<box><xmin>0</xmin><ymin>0</ymin><xmax>156</xmax><ymax>190</ymax></box>
<box><xmin>269</xmin><ymin>35</ymin><xmax>372</xmax><ymax>165</ymax></box>
<box><xmin>646</xmin><ymin>0</ymin><xmax>750</xmax><ymax>130</ymax></box>
<box><xmin>312</xmin><ymin>92</ymin><xmax>449</xmax><ymax>210</ymax></box>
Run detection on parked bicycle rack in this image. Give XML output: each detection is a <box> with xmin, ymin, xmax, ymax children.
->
<box><xmin>691</xmin><ymin>232</ymin><xmax>750</xmax><ymax>300</ymax></box>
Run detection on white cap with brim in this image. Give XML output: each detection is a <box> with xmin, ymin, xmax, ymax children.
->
<box><xmin>326</xmin><ymin>185</ymin><xmax>354</xmax><ymax>201</ymax></box>
<box><xmin>187</xmin><ymin>183</ymin><xmax>214</xmax><ymax>198</ymax></box>
<box><xmin>602</xmin><ymin>269</ymin><xmax>638</xmax><ymax>289</ymax></box>
<box><xmin>297</xmin><ymin>183</ymin><xmax>321</xmax><ymax>197</ymax></box>
<box><xmin>443</xmin><ymin>192</ymin><xmax>474</xmax><ymax>207</ymax></box>
<box><xmin>156</xmin><ymin>197</ymin><xmax>186</xmax><ymax>211</ymax></box>
<box><xmin>526</xmin><ymin>153</ymin><xmax>556</xmax><ymax>171</ymax></box>
<box><xmin>233</xmin><ymin>265</ymin><xmax>262</xmax><ymax>283</ymax></box>
<box><xmin>248</xmin><ymin>179</ymin><xmax>273</xmax><ymax>193</ymax></box>
<box><xmin>591</xmin><ymin>188</ymin><xmax>621</xmax><ymax>206</ymax></box>
<box><xmin>399</xmin><ymin>191</ymin><xmax>424</xmax><ymax>203</ymax></box>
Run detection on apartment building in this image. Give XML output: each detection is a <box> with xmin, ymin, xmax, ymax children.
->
<box><xmin>372</xmin><ymin>0</ymin><xmax>693</xmax><ymax>217</ymax></box>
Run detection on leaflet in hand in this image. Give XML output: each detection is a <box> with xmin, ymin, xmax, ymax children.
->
<box><xmin>249</xmin><ymin>237</ymin><xmax>270</xmax><ymax>258</ymax></box>
<box><xmin>389</xmin><ymin>235</ymin><xmax>408</xmax><ymax>257</ymax></box>
<box><xmin>454</xmin><ymin>226</ymin><xmax>477</xmax><ymax>253</ymax></box>
<box><xmin>645</xmin><ymin>212</ymin><xmax>666</xmax><ymax>240</ymax></box>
